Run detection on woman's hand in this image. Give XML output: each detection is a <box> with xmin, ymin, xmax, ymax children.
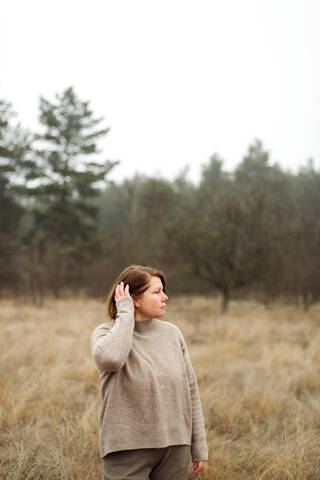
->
<box><xmin>114</xmin><ymin>281</ymin><xmax>130</xmax><ymax>302</ymax></box>
<box><xmin>193</xmin><ymin>461</ymin><xmax>206</xmax><ymax>474</ymax></box>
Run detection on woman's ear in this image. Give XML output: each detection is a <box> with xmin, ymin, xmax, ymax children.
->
<box><xmin>131</xmin><ymin>295</ymin><xmax>140</xmax><ymax>308</ymax></box>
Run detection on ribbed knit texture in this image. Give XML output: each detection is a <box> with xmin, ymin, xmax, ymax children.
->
<box><xmin>91</xmin><ymin>296</ymin><xmax>208</xmax><ymax>462</ymax></box>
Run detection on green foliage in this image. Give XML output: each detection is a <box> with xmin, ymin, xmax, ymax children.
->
<box><xmin>95</xmin><ymin>143</ymin><xmax>320</xmax><ymax>309</ymax></box>
<box><xmin>1</xmin><ymin>90</ymin><xmax>320</xmax><ymax>308</ymax></box>
<box><xmin>24</xmin><ymin>87</ymin><xmax>118</xmax><ymax>297</ymax></box>
<box><xmin>31</xmin><ymin>87</ymin><xmax>116</xmax><ymax>241</ymax></box>
<box><xmin>0</xmin><ymin>100</ymin><xmax>34</xmax><ymax>289</ymax></box>
<box><xmin>0</xmin><ymin>100</ymin><xmax>33</xmax><ymax>226</ymax></box>
<box><xmin>282</xmin><ymin>160</ymin><xmax>320</xmax><ymax>308</ymax></box>
<box><xmin>173</xmin><ymin>141</ymin><xmax>295</xmax><ymax>311</ymax></box>
<box><xmin>99</xmin><ymin>175</ymin><xmax>177</xmax><ymax>265</ymax></box>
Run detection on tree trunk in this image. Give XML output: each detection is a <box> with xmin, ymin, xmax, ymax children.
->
<box><xmin>221</xmin><ymin>289</ymin><xmax>230</xmax><ymax>313</ymax></box>
<box><xmin>302</xmin><ymin>291</ymin><xmax>311</xmax><ymax>312</ymax></box>
<box><xmin>29</xmin><ymin>270</ymin><xmax>45</xmax><ymax>307</ymax></box>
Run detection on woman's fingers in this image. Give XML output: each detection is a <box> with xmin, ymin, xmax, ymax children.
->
<box><xmin>114</xmin><ymin>283</ymin><xmax>121</xmax><ymax>302</ymax></box>
<box><xmin>115</xmin><ymin>282</ymin><xmax>130</xmax><ymax>302</ymax></box>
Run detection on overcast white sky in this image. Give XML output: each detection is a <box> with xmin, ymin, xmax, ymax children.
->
<box><xmin>2</xmin><ymin>0</ymin><xmax>319</xmax><ymax>184</ymax></box>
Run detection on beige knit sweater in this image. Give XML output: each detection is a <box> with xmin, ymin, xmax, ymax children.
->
<box><xmin>91</xmin><ymin>296</ymin><xmax>208</xmax><ymax>462</ymax></box>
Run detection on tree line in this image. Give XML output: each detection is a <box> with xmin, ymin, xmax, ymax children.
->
<box><xmin>1</xmin><ymin>87</ymin><xmax>319</xmax><ymax>311</ymax></box>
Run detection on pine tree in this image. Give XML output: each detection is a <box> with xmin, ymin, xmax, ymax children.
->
<box><xmin>0</xmin><ymin>100</ymin><xmax>33</xmax><ymax>290</ymax></box>
<box><xmin>31</xmin><ymin>87</ymin><xmax>117</xmax><ymax>295</ymax></box>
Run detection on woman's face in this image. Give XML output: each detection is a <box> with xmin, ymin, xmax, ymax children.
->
<box><xmin>133</xmin><ymin>276</ymin><xmax>168</xmax><ymax>321</ymax></box>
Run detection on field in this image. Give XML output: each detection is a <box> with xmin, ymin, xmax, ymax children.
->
<box><xmin>1</xmin><ymin>296</ymin><xmax>320</xmax><ymax>479</ymax></box>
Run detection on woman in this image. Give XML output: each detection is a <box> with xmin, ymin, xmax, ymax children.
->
<box><xmin>91</xmin><ymin>265</ymin><xmax>208</xmax><ymax>479</ymax></box>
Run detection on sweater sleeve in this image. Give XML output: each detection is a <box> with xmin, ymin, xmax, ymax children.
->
<box><xmin>91</xmin><ymin>296</ymin><xmax>135</xmax><ymax>373</ymax></box>
<box><xmin>180</xmin><ymin>333</ymin><xmax>208</xmax><ymax>462</ymax></box>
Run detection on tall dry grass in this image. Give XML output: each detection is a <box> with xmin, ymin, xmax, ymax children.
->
<box><xmin>1</xmin><ymin>296</ymin><xmax>320</xmax><ymax>479</ymax></box>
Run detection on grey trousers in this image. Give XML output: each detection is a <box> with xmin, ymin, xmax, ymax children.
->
<box><xmin>102</xmin><ymin>445</ymin><xmax>191</xmax><ymax>480</ymax></box>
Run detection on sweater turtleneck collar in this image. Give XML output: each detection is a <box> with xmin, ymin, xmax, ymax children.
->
<box><xmin>134</xmin><ymin>318</ymin><xmax>155</xmax><ymax>333</ymax></box>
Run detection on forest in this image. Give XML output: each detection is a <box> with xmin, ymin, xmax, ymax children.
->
<box><xmin>1</xmin><ymin>87</ymin><xmax>320</xmax><ymax>312</ymax></box>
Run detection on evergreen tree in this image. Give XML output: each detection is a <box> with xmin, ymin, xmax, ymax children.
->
<box><xmin>0</xmin><ymin>100</ymin><xmax>33</xmax><ymax>290</ymax></box>
<box><xmin>285</xmin><ymin>160</ymin><xmax>320</xmax><ymax>309</ymax></box>
<box><xmin>30</xmin><ymin>87</ymin><xmax>117</xmax><ymax>295</ymax></box>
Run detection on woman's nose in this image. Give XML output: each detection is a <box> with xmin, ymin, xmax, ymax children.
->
<box><xmin>162</xmin><ymin>293</ymin><xmax>168</xmax><ymax>301</ymax></box>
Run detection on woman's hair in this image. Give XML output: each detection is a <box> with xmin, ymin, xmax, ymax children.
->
<box><xmin>106</xmin><ymin>265</ymin><xmax>166</xmax><ymax>319</ymax></box>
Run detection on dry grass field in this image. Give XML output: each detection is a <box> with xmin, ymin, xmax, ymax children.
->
<box><xmin>1</xmin><ymin>295</ymin><xmax>320</xmax><ymax>479</ymax></box>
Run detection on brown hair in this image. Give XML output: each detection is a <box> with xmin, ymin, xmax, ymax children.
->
<box><xmin>107</xmin><ymin>265</ymin><xmax>166</xmax><ymax>319</ymax></box>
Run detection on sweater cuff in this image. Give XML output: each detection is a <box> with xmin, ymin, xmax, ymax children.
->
<box><xmin>191</xmin><ymin>442</ymin><xmax>209</xmax><ymax>462</ymax></box>
<box><xmin>116</xmin><ymin>296</ymin><xmax>134</xmax><ymax>312</ymax></box>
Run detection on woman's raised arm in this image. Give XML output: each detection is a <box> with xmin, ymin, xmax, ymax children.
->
<box><xmin>91</xmin><ymin>283</ymin><xmax>134</xmax><ymax>372</ymax></box>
